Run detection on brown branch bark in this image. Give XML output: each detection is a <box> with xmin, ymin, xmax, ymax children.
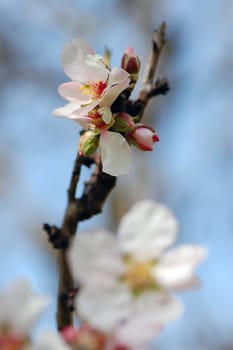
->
<box><xmin>140</xmin><ymin>21</ymin><xmax>166</xmax><ymax>101</ymax></box>
<box><xmin>44</xmin><ymin>153</ymin><xmax>116</xmax><ymax>330</ymax></box>
<box><xmin>56</xmin><ymin>153</ymin><xmax>83</xmax><ymax>329</ymax></box>
<box><xmin>129</xmin><ymin>21</ymin><xmax>167</xmax><ymax>121</ymax></box>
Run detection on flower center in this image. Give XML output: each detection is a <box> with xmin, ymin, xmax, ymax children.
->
<box><xmin>88</xmin><ymin>110</ymin><xmax>106</xmax><ymax>129</ymax></box>
<box><xmin>121</xmin><ymin>257</ymin><xmax>157</xmax><ymax>294</ymax></box>
<box><xmin>80</xmin><ymin>81</ymin><xmax>107</xmax><ymax>100</ymax></box>
<box><xmin>88</xmin><ymin>107</ymin><xmax>113</xmax><ymax>130</ymax></box>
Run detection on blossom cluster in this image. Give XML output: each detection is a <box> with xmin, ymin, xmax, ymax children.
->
<box><xmin>0</xmin><ymin>38</ymin><xmax>206</xmax><ymax>350</ymax></box>
<box><xmin>53</xmin><ymin>39</ymin><xmax>159</xmax><ymax>176</ymax></box>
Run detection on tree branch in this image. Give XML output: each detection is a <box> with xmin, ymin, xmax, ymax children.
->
<box><xmin>44</xmin><ymin>153</ymin><xmax>116</xmax><ymax>330</ymax></box>
<box><xmin>128</xmin><ymin>21</ymin><xmax>167</xmax><ymax>121</ymax></box>
<box><xmin>140</xmin><ymin>21</ymin><xmax>166</xmax><ymax>101</ymax></box>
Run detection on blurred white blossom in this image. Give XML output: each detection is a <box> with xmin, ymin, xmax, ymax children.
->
<box><xmin>69</xmin><ymin>200</ymin><xmax>207</xmax><ymax>348</ymax></box>
<box><xmin>0</xmin><ymin>279</ymin><xmax>49</xmax><ymax>349</ymax></box>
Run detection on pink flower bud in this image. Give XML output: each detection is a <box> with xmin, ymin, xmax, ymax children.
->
<box><xmin>121</xmin><ymin>47</ymin><xmax>141</xmax><ymax>75</ymax></box>
<box><xmin>128</xmin><ymin>125</ymin><xmax>159</xmax><ymax>151</ymax></box>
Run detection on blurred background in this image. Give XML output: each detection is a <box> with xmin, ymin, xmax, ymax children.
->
<box><xmin>1</xmin><ymin>0</ymin><xmax>233</xmax><ymax>349</ymax></box>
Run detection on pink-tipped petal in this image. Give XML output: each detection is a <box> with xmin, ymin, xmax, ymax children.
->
<box><xmin>53</xmin><ymin>102</ymin><xmax>82</xmax><ymax>117</ymax></box>
<box><xmin>100</xmin><ymin>78</ymin><xmax>130</xmax><ymax>107</ymax></box>
<box><xmin>58</xmin><ymin>82</ymin><xmax>92</xmax><ymax>103</ymax></box>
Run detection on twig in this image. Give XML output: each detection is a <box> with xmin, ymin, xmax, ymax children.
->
<box><xmin>56</xmin><ymin>152</ymin><xmax>83</xmax><ymax>329</ymax></box>
<box><xmin>44</xmin><ymin>153</ymin><xmax>117</xmax><ymax>330</ymax></box>
<box><xmin>76</xmin><ymin>158</ymin><xmax>117</xmax><ymax>221</ymax></box>
<box><xmin>132</xmin><ymin>21</ymin><xmax>167</xmax><ymax>120</ymax></box>
<box><xmin>140</xmin><ymin>21</ymin><xmax>166</xmax><ymax>100</ymax></box>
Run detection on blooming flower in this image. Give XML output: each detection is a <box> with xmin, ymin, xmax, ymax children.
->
<box><xmin>53</xmin><ymin>38</ymin><xmax>130</xmax><ymax>124</ymax></box>
<box><xmin>0</xmin><ymin>279</ymin><xmax>49</xmax><ymax>350</ymax></box>
<box><xmin>69</xmin><ymin>200</ymin><xmax>207</xmax><ymax>348</ymax></box>
<box><xmin>53</xmin><ymin>39</ymin><xmax>133</xmax><ymax>176</ymax></box>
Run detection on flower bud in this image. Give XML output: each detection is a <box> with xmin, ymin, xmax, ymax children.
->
<box><xmin>78</xmin><ymin>130</ymin><xmax>99</xmax><ymax>157</ymax></box>
<box><xmin>112</xmin><ymin>112</ymin><xmax>135</xmax><ymax>133</ymax></box>
<box><xmin>127</xmin><ymin>124</ymin><xmax>159</xmax><ymax>151</ymax></box>
<box><xmin>121</xmin><ymin>47</ymin><xmax>141</xmax><ymax>74</ymax></box>
<box><xmin>121</xmin><ymin>47</ymin><xmax>141</xmax><ymax>87</ymax></box>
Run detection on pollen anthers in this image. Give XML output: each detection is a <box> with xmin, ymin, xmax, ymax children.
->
<box><xmin>88</xmin><ymin>110</ymin><xmax>106</xmax><ymax>129</ymax></box>
<box><xmin>121</xmin><ymin>256</ymin><xmax>158</xmax><ymax>294</ymax></box>
<box><xmin>80</xmin><ymin>81</ymin><xmax>108</xmax><ymax>100</ymax></box>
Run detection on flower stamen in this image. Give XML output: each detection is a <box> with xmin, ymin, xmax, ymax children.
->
<box><xmin>121</xmin><ymin>257</ymin><xmax>158</xmax><ymax>294</ymax></box>
<box><xmin>80</xmin><ymin>81</ymin><xmax>108</xmax><ymax>100</ymax></box>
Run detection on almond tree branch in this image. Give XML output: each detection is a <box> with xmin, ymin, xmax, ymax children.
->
<box><xmin>126</xmin><ymin>22</ymin><xmax>167</xmax><ymax>120</ymax></box>
<box><xmin>140</xmin><ymin>21</ymin><xmax>166</xmax><ymax>101</ymax></box>
<box><xmin>44</xmin><ymin>153</ymin><xmax>116</xmax><ymax>330</ymax></box>
<box><xmin>56</xmin><ymin>153</ymin><xmax>83</xmax><ymax>329</ymax></box>
<box><xmin>44</xmin><ymin>22</ymin><xmax>168</xmax><ymax>331</ymax></box>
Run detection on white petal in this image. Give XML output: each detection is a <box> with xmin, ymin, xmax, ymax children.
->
<box><xmin>31</xmin><ymin>331</ymin><xmax>70</xmax><ymax>350</ymax></box>
<box><xmin>61</xmin><ymin>38</ymin><xmax>94</xmax><ymax>81</ymax></box>
<box><xmin>153</xmin><ymin>245</ymin><xmax>207</xmax><ymax>290</ymax></box>
<box><xmin>76</xmin><ymin>284</ymin><xmax>132</xmax><ymax>332</ymax></box>
<box><xmin>99</xmin><ymin>131</ymin><xmax>132</xmax><ymax>176</ymax></box>
<box><xmin>118</xmin><ymin>200</ymin><xmax>178</xmax><ymax>260</ymax></box>
<box><xmin>71</xmin><ymin>100</ymin><xmax>100</xmax><ymax>119</ymax></box>
<box><xmin>58</xmin><ymin>82</ymin><xmax>92</xmax><ymax>103</ymax></box>
<box><xmin>0</xmin><ymin>279</ymin><xmax>49</xmax><ymax>334</ymax></box>
<box><xmin>85</xmin><ymin>54</ymin><xmax>109</xmax><ymax>82</ymax></box>
<box><xmin>98</xmin><ymin>106</ymin><xmax>112</xmax><ymax>124</ymax></box>
<box><xmin>115</xmin><ymin>317</ymin><xmax>162</xmax><ymax>348</ymax></box>
<box><xmin>69</xmin><ymin>230</ymin><xmax>124</xmax><ymax>288</ymax></box>
<box><xmin>108</xmin><ymin>67</ymin><xmax>130</xmax><ymax>86</ymax></box>
<box><xmin>115</xmin><ymin>292</ymin><xmax>182</xmax><ymax>348</ymax></box>
<box><xmin>131</xmin><ymin>292</ymin><xmax>183</xmax><ymax>324</ymax></box>
<box><xmin>100</xmin><ymin>69</ymin><xmax>130</xmax><ymax>108</ymax></box>
<box><xmin>53</xmin><ymin>102</ymin><xmax>82</xmax><ymax>117</ymax></box>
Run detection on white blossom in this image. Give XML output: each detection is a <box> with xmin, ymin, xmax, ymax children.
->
<box><xmin>53</xmin><ymin>38</ymin><xmax>129</xmax><ymax>123</ymax></box>
<box><xmin>0</xmin><ymin>279</ymin><xmax>49</xmax><ymax>337</ymax></box>
<box><xmin>53</xmin><ymin>39</ymin><xmax>132</xmax><ymax>176</ymax></box>
<box><xmin>69</xmin><ymin>200</ymin><xmax>206</xmax><ymax>347</ymax></box>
